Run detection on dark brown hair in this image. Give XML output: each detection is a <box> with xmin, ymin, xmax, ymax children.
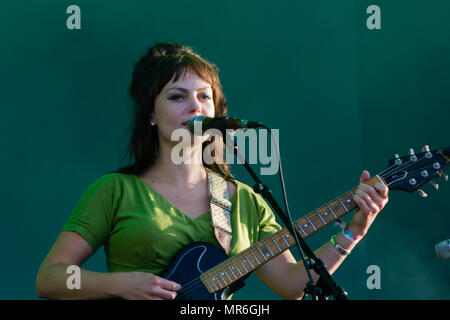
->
<box><xmin>112</xmin><ymin>42</ymin><xmax>233</xmax><ymax>178</ymax></box>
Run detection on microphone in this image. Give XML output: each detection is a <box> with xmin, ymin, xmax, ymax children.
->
<box><xmin>435</xmin><ymin>239</ymin><xmax>450</xmax><ymax>259</ymax></box>
<box><xmin>188</xmin><ymin>116</ymin><xmax>263</xmax><ymax>135</ymax></box>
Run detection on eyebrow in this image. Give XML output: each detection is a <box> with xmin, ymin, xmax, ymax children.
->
<box><xmin>165</xmin><ymin>86</ymin><xmax>212</xmax><ymax>93</ymax></box>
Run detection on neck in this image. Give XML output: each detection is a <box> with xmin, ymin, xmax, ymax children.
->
<box><xmin>146</xmin><ymin>139</ymin><xmax>207</xmax><ymax>188</ymax></box>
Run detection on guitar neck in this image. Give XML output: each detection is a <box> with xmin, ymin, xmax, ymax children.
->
<box><xmin>200</xmin><ymin>175</ymin><xmax>384</xmax><ymax>294</ymax></box>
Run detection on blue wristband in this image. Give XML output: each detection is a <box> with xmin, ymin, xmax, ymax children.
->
<box><xmin>343</xmin><ymin>227</ymin><xmax>360</xmax><ymax>242</ymax></box>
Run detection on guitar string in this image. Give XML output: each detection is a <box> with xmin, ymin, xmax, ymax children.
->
<box><xmin>382</xmin><ymin>160</ymin><xmax>431</xmax><ymax>183</ymax></box>
<box><xmin>179</xmin><ymin>248</ymin><xmax>261</xmax><ymax>298</ymax></box>
<box><xmin>177</xmin><ymin>157</ymin><xmax>435</xmax><ymax>298</ymax></box>
<box><xmin>177</xmin><ymin>198</ymin><xmax>370</xmax><ymax>298</ymax></box>
<box><xmin>379</xmin><ymin>154</ymin><xmax>435</xmax><ymax>179</ymax></box>
<box><xmin>179</xmin><ymin>225</ymin><xmax>331</xmax><ymax>298</ymax></box>
<box><xmin>177</xmin><ymin>188</ymin><xmax>381</xmax><ymax>298</ymax></box>
<box><xmin>178</xmin><ymin>161</ymin><xmax>405</xmax><ymax>297</ymax></box>
<box><xmin>178</xmin><ymin>221</ymin><xmax>330</xmax><ymax>298</ymax></box>
<box><xmin>291</xmin><ymin>156</ymin><xmax>421</xmax><ymax>230</ymax></box>
<box><xmin>377</xmin><ymin>154</ymin><xmax>426</xmax><ymax>177</ymax></box>
<box><xmin>177</xmin><ymin>241</ymin><xmax>282</xmax><ymax>298</ymax></box>
<box><xmin>176</xmin><ymin>262</ymin><xmax>240</xmax><ymax>298</ymax></box>
<box><xmin>379</xmin><ymin>155</ymin><xmax>431</xmax><ymax>182</ymax></box>
<box><xmin>178</xmin><ymin>230</ymin><xmax>299</xmax><ymax>298</ymax></box>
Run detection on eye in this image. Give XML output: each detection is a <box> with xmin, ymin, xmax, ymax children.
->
<box><xmin>169</xmin><ymin>94</ymin><xmax>184</xmax><ymax>101</ymax></box>
<box><xmin>201</xmin><ymin>93</ymin><xmax>212</xmax><ymax>100</ymax></box>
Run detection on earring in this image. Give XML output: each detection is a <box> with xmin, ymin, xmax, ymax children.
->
<box><xmin>150</xmin><ymin>120</ymin><xmax>156</xmax><ymax>126</ymax></box>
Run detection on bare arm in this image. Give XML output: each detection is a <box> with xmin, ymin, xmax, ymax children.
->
<box><xmin>35</xmin><ymin>231</ymin><xmax>118</xmax><ymax>299</ymax></box>
<box><xmin>255</xmin><ymin>170</ymin><xmax>389</xmax><ymax>300</ymax></box>
<box><xmin>255</xmin><ymin>231</ymin><xmax>358</xmax><ymax>300</ymax></box>
<box><xmin>35</xmin><ymin>231</ymin><xmax>181</xmax><ymax>300</ymax></box>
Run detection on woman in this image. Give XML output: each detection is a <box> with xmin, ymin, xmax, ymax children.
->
<box><xmin>35</xmin><ymin>42</ymin><xmax>389</xmax><ymax>300</ymax></box>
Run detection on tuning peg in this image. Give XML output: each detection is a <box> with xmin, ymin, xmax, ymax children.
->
<box><xmin>422</xmin><ymin>145</ymin><xmax>433</xmax><ymax>158</ymax></box>
<box><xmin>429</xmin><ymin>180</ymin><xmax>439</xmax><ymax>190</ymax></box>
<box><xmin>409</xmin><ymin>148</ymin><xmax>418</xmax><ymax>161</ymax></box>
<box><xmin>394</xmin><ymin>154</ymin><xmax>402</xmax><ymax>165</ymax></box>
<box><xmin>439</xmin><ymin>172</ymin><xmax>449</xmax><ymax>182</ymax></box>
<box><xmin>417</xmin><ymin>189</ymin><xmax>428</xmax><ymax>198</ymax></box>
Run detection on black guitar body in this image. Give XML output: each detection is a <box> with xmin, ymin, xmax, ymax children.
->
<box><xmin>160</xmin><ymin>242</ymin><xmax>249</xmax><ymax>300</ymax></box>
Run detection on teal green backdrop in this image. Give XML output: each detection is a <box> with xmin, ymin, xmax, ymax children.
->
<box><xmin>1</xmin><ymin>0</ymin><xmax>449</xmax><ymax>299</ymax></box>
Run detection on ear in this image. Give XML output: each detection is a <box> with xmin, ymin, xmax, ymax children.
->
<box><xmin>150</xmin><ymin>111</ymin><xmax>157</xmax><ymax>126</ymax></box>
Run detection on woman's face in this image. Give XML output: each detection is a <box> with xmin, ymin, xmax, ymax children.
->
<box><xmin>152</xmin><ymin>70</ymin><xmax>215</xmax><ymax>145</ymax></box>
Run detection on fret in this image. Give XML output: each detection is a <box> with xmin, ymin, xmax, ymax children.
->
<box><xmin>278</xmin><ymin>231</ymin><xmax>290</xmax><ymax>247</ymax></box>
<box><xmin>306</xmin><ymin>215</ymin><xmax>317</xmax><ymax>231</ymax></box>
<box><xmin>204</xmin><ymin>272</ymin><xmax>217</xmax><ymax>292</ymax></box>
<box><xmin>224</xmin><ymin>261</ymin><xmax>237</xmax><ymax>279</ymax></box>
<box><xmin>236</xmin><ymin>255</ymin><xmax>249</xmax><ymax>273</ymax></box>
<box><xmin>283</xmin><ymin>230</ymin><xmax>294</xmax><ymax>245</ymax></box>
<box><xmin>256</xmin><ymin>244</ymin><xmax>268</xmax><ymax>261</ymax></box>
<box><xmin>230</xmin><ymin>258</ymin><xmax>243</xmax><ymax>277</ymax></box>
<box><xmin>213</xmin><ymin>266</ymin><xmax>226</xmax><ymax>286</ymax></box>
<box><xmin>349</xmin><ymin>192</ymin><xmax>358</xmax><ymax>207</ymax></box>
<box><xmin>338</xmin><ymin>198</ymin><xmax>348</xmax><ymax>212</ymax></box>
<box><xmin>321</xmin><ymin>208</ymin><xmax>330</xmax><ymax>220</ymax></box>
<box><xmin>209</xmin><ymin>270</ymin><xmax>222</xmax><ymax>290</ymax></box>
<box><xmin>262</xmin><ymin>239</ymin><xmax>274</xmax><ymax>257</ymax></box>
<box><xmin>218</xmin><ymin>264</ymin><xmax>231</xmax><ymax>283</ymax></box>
<box><xmin>249</xmin><ymin>248</ymin><xmax>261</xmax><ymax>265</ymax></box>
<box><xmin>315</xmin><ymin>210</ymin><xmax>326</xmax><ymax>225</ymax></box>
<box><xmin>296</xmin><ymin>221</ymin><xmax>307</xmax><ymax>236</ymax></box>
<box><xmin>270</xmin><ymin>235</ymin><xmax>282</xmax><ymax>252</ymax></box>
<box><xmin>343</xmin><ymin>194</ymin><xmax>353</xmax><ymax>207</ymax></box>
<box><xmin>327</xmin><ymin>205</ymin><xmax>338</xmax><ymax>219</ymax></box>
<box><xmin>243</xmin><ymin>251</ymin><xmax>255</xmax><ymax>269</ymax></box>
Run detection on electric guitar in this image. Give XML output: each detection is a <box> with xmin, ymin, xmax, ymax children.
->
<box><xmin>159</xmin><ymin>146</ymin><xmax>449</xmax><ymax>300</ymax></box>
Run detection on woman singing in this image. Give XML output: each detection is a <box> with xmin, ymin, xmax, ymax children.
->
<box><xmin>35</xmin><ymin>42</ymin><xmax>389</xmax><ymax>300</ymax></box>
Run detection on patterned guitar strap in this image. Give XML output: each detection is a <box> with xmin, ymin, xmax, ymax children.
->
<box><xmin>206</xmin><ymin>170</ymin><xmax>233</xmax><ymax>255</ymax></box>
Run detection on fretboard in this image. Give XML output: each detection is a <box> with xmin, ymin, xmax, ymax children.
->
<box><xmin>200</xmin><ymin>175</ymin><xmax>384</xmax><ymax>294</ymax></box>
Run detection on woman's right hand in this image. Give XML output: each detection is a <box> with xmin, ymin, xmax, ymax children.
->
<box><xmin>113</xmin><ymin>271</ymin><xmax>181</xmax><ymax>300</ymax></box>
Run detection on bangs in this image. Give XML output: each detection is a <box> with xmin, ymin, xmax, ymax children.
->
<box><xmin>154</xmin><ymin>54</ymin><xmax>218</xmax><ymax>95</ymax></box>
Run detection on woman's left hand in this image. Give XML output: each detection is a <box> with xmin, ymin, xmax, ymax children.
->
<box><xmin>348</xmin><ymin>170</ymin><xmax>389</xmax><ymax>238</ymax></box>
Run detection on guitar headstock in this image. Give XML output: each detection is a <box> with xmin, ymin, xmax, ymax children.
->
<box><xmin>380</xmin><ymin>145</ymin><xmax>449</xmax><ymax>197</ymax></box>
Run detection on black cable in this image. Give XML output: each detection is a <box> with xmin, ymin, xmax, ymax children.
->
<box><xmin>259</xmin><ymin>124</ymin><xmax>318</xmax><ymax>299</ymax></box>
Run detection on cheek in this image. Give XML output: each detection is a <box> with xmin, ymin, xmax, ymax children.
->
<box><xmin>156</xmin><ymin>103</ymin><xmax>181</xmax><ymax>124</ymax></box>
<box><xmin>164</xmin><ymin>108</ymin><xmax>183</xmax><ymax>123</ymax></box>
<box><xmin>206</xmin><ymin>103</ymin><xmax>216</xmax><ymax>117</ymax></box>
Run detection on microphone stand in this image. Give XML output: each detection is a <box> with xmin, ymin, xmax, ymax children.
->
<box><xmin>224</xmin><ymin>129</ymin><xmax>349</xmax><ymax>301</ymax></box>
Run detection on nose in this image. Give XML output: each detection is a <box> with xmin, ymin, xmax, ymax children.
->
<box><xmin>188</xmin><ymin>99</ymin><xmax>202</xmax><ymax>115</ymax></box>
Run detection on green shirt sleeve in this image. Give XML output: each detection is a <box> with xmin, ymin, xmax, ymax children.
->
<box><xmin>254</xmin><ymin>192</ymin><xmax>282</xmax><ymax>241</ymax></box>
<box><xmin>62</xmin><ymin>174</ymin><xmax>119</xmax><ymax>252</ymax></box>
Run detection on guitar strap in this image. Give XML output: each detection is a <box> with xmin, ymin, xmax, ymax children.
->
<box><xmin>206</xmin><ymin>169</ymin><xmax>233</xmax><ymax>255</ymax></box>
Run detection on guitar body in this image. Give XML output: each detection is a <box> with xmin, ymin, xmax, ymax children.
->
<box><xmin>160</xmin><ymin>242</ymin><xmax>246</xmax><ymax>300</ymax></box>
